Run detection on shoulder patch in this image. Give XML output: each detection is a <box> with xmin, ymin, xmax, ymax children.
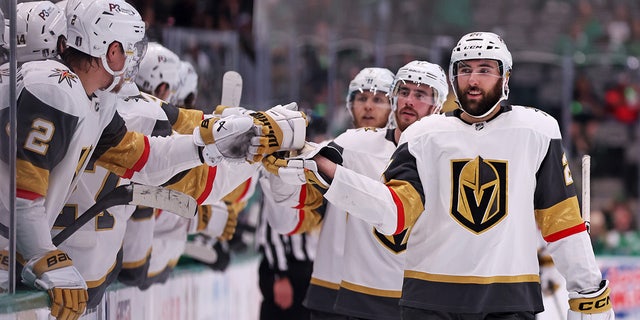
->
<box><xmin>48</xmin><ymin>68</ymin><xmax>78</xmax><ymax>88</ymax></box>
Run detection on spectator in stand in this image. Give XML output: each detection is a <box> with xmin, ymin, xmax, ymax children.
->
<box><xmin>604</xmin><ymin>70</ymin><xmax>639</xmax><ymax>138</ymax></box>
<box><xmin>604</xmin><ymin>200</ymin><xmax>640</xmax><ymax>255</ymax></box>
<box><xmin>570</xmin><ymin>72</ymin><xmax>605</xmax><ymax>155</ymax></box>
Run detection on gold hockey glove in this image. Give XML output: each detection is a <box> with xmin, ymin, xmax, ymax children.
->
<box><xmin>248</xmin><ymin>103</ymin><xmax>307</xmax><ymax>163</ymax></box>
<box><xmin>22</xmin><ymin>250</ymin><xmax>88</xmax><ymax>320</ymax></box>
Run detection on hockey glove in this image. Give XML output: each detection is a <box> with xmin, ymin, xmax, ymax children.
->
<box><xmin>262</xmin><ymin>141</ymin><xmax>342</xmax><ymax>189</ymax></box>
<box><xmin>22</xmin><ymin>250</ymin><xmax>88</xmax><ymax>320</ymax></box>
<box><xmin>183</xmin><ymin>235</ymin><xmax>231</xmax><ymax>271</ymax></box>
<box><xmin>193</xmin><ymin>114</ymin><xmax>256</xmax><ymax>165</ymax></box>
<box><xmin>213</xmin><ymin>105</ymin><xmax>254</xmax><ymax>117</ymax></box>
<box><xmin>567</xmin><ymin>280</ymin><xmax>615</xmax><ymax>320</ymax></box>
<box><xmin>248</xmin><ymin>103</ymin><xmax>307</xmax><ymax>163</ymax></box>
<box><xmin>219</xmin><ymin>201</ymin><xmax>243</xmax><ymax>241</ymax></box>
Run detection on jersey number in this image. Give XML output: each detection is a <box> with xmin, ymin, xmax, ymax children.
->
<box><xmin>54</xmin><ymin>171</ymin><xmax>120</xmax><ymax>231</ymax></box>
<box><xmin>24</xmin><ymin>118</ymin><xmax>54</xmax><ymax>155</ymax></box>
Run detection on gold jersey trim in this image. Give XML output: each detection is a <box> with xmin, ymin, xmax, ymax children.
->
<box><xmin>16</xmin><ymin>158</ymin><xmax>49</xmax><ymax>196</ymax></box>
<box><xmin>340</xmin><ymin>280</ymin><xmax>402</xmax><ymax>298</ymax></box>
<box><xmin>122</xmin><ymin>248</ymin><xmax>152</xmax><ymax>269</ymax></box>
<box><xmin>404</xmin><ymin>270</ymin><xmax>540</xmax><ymax>284</ymax></box>
<box><xmin>535</xmin><ymin>196</ymin><xmax>582</xmax><ymax>237</ymax></box>
<box><xmin>86</xmin><ymin>259</ymin><xmax>118</xmax><ymax>289</ymax></box>
<box><xmin>96</xmin><ymin>131</ymin><xmax>146</xmax><ymax>177</ymax></box>
<box><xmin>174</xmin><ymin>108</ymin><xmax>204</xmax><ymax>135</ymax></box>
<box><xmin>310</xmin><ymin>277</ymin><xmax>340</xmax><ymax>290</ymax></box>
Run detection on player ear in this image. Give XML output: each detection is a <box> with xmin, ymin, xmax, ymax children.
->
<box><xmin>106</xmin><ymin>42</ymin><xmax>123</xmax><ymax>61</ymax></box>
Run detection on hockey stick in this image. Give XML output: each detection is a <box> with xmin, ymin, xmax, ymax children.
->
<box><xmin>582</xmin><ymin>154</ymin><xmax>591</xmax><ymax>234</ymax></box>
<box><xmin>52</xmin><ymin>184</ymin><xmax>197</xmax><ymax>246</ymax></box>
<box><xmin>220</xmin><ymin>71</ymin><xmax>243</xmax><ymax>108</ymax></box>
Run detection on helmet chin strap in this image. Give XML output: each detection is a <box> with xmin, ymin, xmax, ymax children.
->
<box><xmin>461</xmin><ymin>101</ymin><xmax>501</xmax><ymax>119</ymax></box>
<box><xmin>100</xmin><ymin>55</ymin><xmax>124</xmax><ymax>92</ymax></box>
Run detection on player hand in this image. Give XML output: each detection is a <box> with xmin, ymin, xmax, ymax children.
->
<box><xmin>248</xmin><ymin>103</ymin><xmax>307</xmax><ymax>163</ymax></box>
<box><xmin>567</xmin><ymin>280</ymin><xmax>615</xmax><ymax>320</ymax></box>
<box><xmin>193</xmin><ymin>115</ymin><xmax>256</xmax><ymax>165</ymax></box>
<box><xmin>262</xmin><ymin>141</ymin><xmax>342</xmax><ymax>189</ymax></box>
<box><xmin>273</xmin><ymin>276</ymin><xmax>294</xmax><ymax>309</ymax></box>
<box><xmin>21</xmin><ymin>250</ymin><xmax>88</xmax><ymax>320</ymax></box>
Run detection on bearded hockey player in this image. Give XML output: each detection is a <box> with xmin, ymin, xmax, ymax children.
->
<box><xmin>312</xmin><ymin>32</ymin><xmax>614</xmax><ymax>320</ymax></box>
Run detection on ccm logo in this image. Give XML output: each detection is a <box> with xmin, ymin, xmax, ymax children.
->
<box><xmin>578</xmin><ymin>297</ymin><xmax>610</xmax><ymax>311</ymax></box>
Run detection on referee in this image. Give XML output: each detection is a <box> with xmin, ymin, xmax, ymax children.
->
<box><xmin>256</xmin><ymin>174</ymin><xmax>318</xmax><ymax>320</ymax></box>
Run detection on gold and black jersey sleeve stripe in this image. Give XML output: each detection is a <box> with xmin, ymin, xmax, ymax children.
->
<box><xmin>7</xmin><ymin>90</ymin><xmax>79</xmax><ymax>197</ymax></box>
<box><xmin>383</xmin><ymin>142</ymin><xmax>425</xmax><ymax>234</ymax></box>
<box><xmin>172</xmin><ymin>107</ymin><xmax>204</xmax><ymax>135</ymax></box>
<box><xmin>91</xmin><ymin>112</ymin><xmax>128</xmax><ymax>165</ymax></box>
<box><xmin>162</xmin><ymin>164</ymin><xmax>216</xmax><ymax>205</ymax></box>
<box><xmin>533</xmin><ymin>139</ymin><xmax>585</xmax><ymax>241</ymax></box>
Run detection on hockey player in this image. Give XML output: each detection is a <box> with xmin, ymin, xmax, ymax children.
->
<box><xmin>0</xmin><ymin>1</ymin><xmax>304</xmax><ymax>319</ymax></box>
<box><xmin>265</xmin><ymin>63</ymin><xmax>447</xmax><ymax>319</ymax></box>
<box><xmin>127</xmin><ymin>44</ymin><xmax>269</xmax><ymax>288</ymax></box>
<box><xmin>176</xmin><ymin>60</ymin><xmax>199</xmax><ymax>109</ymax></box>
<box><xmin>312</xmin><ymin>32</ymin><xmax>614</xmax><ymax>319</ymax></box>
<box><xmin>328</xmin><ymin>62</ymin><xmax>447</xmax><ymax>320</ymax></box>
<box><xmin>135</xmin><ymin>42</ymin><xmax>181</xmax><ymax>104</ymax></box>
<box><xmin>9</xmin><ymin>1</ymin><xmax>67</xmax><ymax>63</ymax></box>
<box><xmin>4</xmin><ymin>0</ymin><xmax>248</xmax><ymax>310</ymax></box>
<box><xmin>262</xmin><ymin>67</ymin><xmax>399</xmax><ymax>319</ymax></box>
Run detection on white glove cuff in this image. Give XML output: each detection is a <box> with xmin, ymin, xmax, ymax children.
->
<box><xmin>33</xmin><ymin>266</ymin><xmax>87</xmax><ymax>290</ymax></box>
<box><xmin>280</xmin><ymin>117</ymin><xmax>307</xmax><ymax>150</ymax></box>
<box><xmin>193</xmin><ymin>126</ymin><xmax>206</xmax><ymax>147</ymax></box>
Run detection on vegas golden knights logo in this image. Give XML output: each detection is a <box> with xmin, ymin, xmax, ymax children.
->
<box><xmin>373</xmin><ymin>228</ymin><xmax>409</xmax><ymax>254</ymax></box>
<box><xmin>451</xmin><ymin>156</ymin><xmax>507</xmax><ymax>234</ymax></box>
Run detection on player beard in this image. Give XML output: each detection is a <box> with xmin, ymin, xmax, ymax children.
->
<box><xmin>456</xmin><ymin>81</ymin><xmax>502</xmax><ymax>117</ymax></box>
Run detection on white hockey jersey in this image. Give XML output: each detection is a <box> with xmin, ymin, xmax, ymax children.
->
<box><xmin>1</xmin><ymin>59</ymin><xmax>203</xmax><ymax>262</ymax></box>
<box><xmin>327</xmin><ymin>128</ymin><xmax>404</xmax><ymax>320</ymax></box>
<box><xmin>326</xmin><ymin>106</ymin><xmax>603</xmax><ymax>314</ymax></box>
<box><xmin>55</xmin><ymin>90</ymin><xmax>174</xmax><ymax>307</ymax></box>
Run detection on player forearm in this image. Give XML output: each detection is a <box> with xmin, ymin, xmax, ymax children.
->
<box><xmin>546</xmin><ymin>232</ymin><xmax>602</xmax><ymax>293</ymax></box>
<box><xmin>16</xmin><ymin>197</ymin><xmax>57</xmax><ymax>260</ymax></box>
<box><xmin>128</xmin><ymin>134</ymin><xmax>202</xmax><ymax>185</ymax></box>
<box><xmin>324</xmin><ymin>165</ymin><xmax>400</xmax><ymax>235</ymax></box>
<box><xmin>197</xmin><ymin>161</ymin><xmax>261</xmax><ymax>205</ymax></box>
<box><xmin>314</xmin><ymin>154</ymin><xmax>337</xmax><ymax>180</ymax></box>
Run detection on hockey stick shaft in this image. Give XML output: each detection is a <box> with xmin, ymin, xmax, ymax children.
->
<box><xmin>220</xmin><ymin>71</ymin><xmax>243</xmax><ymax>108</ymax></box>
<box><xmin>53</xmin><ymin>184</ymin><xmax>196</xmax><ymax>246</ymax></box>
<box><xmin>582</xmin><ymin>155</ymin><xmax>591</xmax><ymax>233</ymax></box>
